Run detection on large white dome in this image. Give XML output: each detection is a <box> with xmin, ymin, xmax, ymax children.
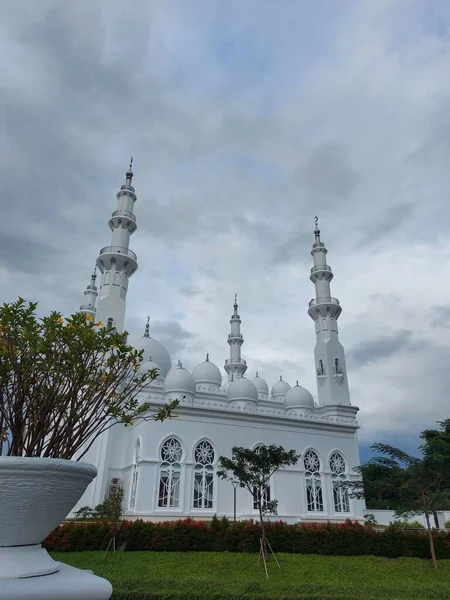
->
<box><xmin>163</xmin><ymin>363</ymin><xmax>196</xmax><ymax>397</ymax></box>
<box><xmin>135</xmin><ymin>359</ymin><xmax>161</xmax><ymax>381</ymax></box>
<box><xmin>284</xmin><ymin>383</ymin><xmax>314</xmax><ymax>409</ymax></box>
<box><xmin>192</xmin><ymin>355</ymin><xmax>222</xmax><ymax>388</ymax></box>
<box><xmin>271</xmin><ymin>377</ymin><xmax>291</xmax><ymax>398</ymax></box>
<box><xmin>252</xmin><ymin>372</ymin><xmax>268</xmax><ymax>395</ymax></box>
<box><xmin>227</xmin><ymin>377</ymin><xmax>258</xmax><ymax>403</ymax></box>
<box><xmin>131</xmin><ymin>335</ymin><xmax>172</xmax><ymax>378</ymax></box>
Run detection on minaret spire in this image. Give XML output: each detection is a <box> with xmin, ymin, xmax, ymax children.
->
<box><xmin>144</xmin><ymin>316</ymin><xmax>150</xmax><ymax>337</ymax></box>
<box><xmin>307</xmin><ymin>220</ymin><xmax>350</xmax><ymax>406</ymax></box>
<box><xmin>94</xmin><ymin>160</ymin><xmax>138</xmax><ymax>333</ymax></box>
<box><xmin>224</xmin><ymin>294</ymin><xmax>247</xmax><ymax>381</ymax></box>
<box><xmin>79</xmin><ymin>266</ymin><xmax>98</xmax><ymax>318</ymax></box>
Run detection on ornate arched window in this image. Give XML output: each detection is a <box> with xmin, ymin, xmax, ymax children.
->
<box><xmin>193</xmin><ymin>440</ymin><xmax>215</xmax><ymax>509</ymax></box>
<box><xmin>330</xmin><ymin>451</ymin><xmax>349</xmax><ymax>512</ymax></box>
<box><xmin>304</xmin><ymin>449</ymin><xmax>323</xmax><ymax>512</ymax></box>
<box><xmin>129</xmin><ymin>438</ymin><xmax>141</xmax><ymax>510</ymax></box>
<box><xmin>252</xmin><ymin>445</ymin><xmax>271</xmax><ymax>510</ymax></box>
<box><xmin>158</xmin><ymin>437</ymin><xmax>182</xmax><ymax>508</ymax></box>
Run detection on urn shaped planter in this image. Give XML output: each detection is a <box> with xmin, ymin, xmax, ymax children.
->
<box><xmin>0</xmin><ymin>457</ymin><xmax>112</xmax><ymax>600</ymax></box>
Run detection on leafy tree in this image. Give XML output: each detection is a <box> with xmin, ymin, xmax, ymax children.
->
<box><xmin>95</xmin><ymin>488</ymin><xmax>125</xmax><ymax>521</ymax></box>
<box><xmin>347</xmin><ymin>420</ymin><xmax>450</xmax><ymax>569</ymax></box>
<box><xmin>73</xmin><ymin>506</ymin><xmax>96</xmax><ymax>520</ymax></box>
<box><xmin>0</xmin><ymin>298</ymin><xmax>178</xmax><ymax>459</ymax></box>
<box><xmin>218</xmin><ymin>444</ymin><xmax>299</xmax><ymax>569</ymax></box>
<box><xmin>358</xmin><ymin>461</ymin><xmax>405</xmax><ymax>510</ymax></box>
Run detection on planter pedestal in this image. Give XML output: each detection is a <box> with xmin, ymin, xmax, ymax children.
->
<box><xmin>0</xmin><ymin>563</ymin><xmax>112</xmax><ymax>600</ymax></box>
<box><xmin>0</xmin><ymin>457</ymin><xmax>112</xmax><ymax>600</ymax></box>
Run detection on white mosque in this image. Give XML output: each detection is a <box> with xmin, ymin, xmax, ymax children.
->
<box><xmin>73</xmin><ymin>163</ymin><xmax>365</xmax><ymax>523</ymax></box>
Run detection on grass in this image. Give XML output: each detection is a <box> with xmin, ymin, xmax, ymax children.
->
<box><xmin>52</xmin><ymin>551</ymin><xmax>450</xmax><ymax>600</ymax></box>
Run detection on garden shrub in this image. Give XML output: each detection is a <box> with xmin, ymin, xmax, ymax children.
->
<box><xmin>43</xmin><ymin>517</ymin><xmax>450</xmax><ymax>560</ymax></box>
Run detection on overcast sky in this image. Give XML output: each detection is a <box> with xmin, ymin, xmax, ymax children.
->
<box><xmin>2</xmin><ymin>0</ymin><xmax>450</xmax><ymax>456</ymax></box>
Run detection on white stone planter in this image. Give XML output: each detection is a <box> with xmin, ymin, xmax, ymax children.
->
<box><xmin>0</xmin><ymin>457</ymin><xmax>112</xmax><ymax>599</ymax></box>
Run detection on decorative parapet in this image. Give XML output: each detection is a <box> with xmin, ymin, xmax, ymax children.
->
<box><xmin>136</xmin><ymin>389</ymin><xmax>359</xmax><ymax>427</ymax></box>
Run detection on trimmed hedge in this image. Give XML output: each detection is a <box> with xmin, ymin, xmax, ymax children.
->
<box><xmin>43</xmin><ymin>517</ymin><xmax>450</xmax><ymax>559</ymax></box>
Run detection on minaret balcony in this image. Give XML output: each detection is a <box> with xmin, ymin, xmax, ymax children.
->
<box><xmin>99</xmin><ymin>246</ymin><xmax>137</xmax><ymax>261</ymax></box>
<box><xmin>310</xmin><ymin>265</ymin><xmax>331</xmax><ymax>274</ymax></box>
<box><xmin>225</xmin><ymin>358</ymin><xmax>247</xmax><ymax>365</ymax></box>
<box><xmin>228</xmin><ymin>333</ymin><xmax>243</xmax><ymax>339</ymax></box>
<box><xmin>112</xmin><ymin>209</ymin><xmax>136</xmax><ymax>222</ymax></box>
<box><xmin>97</xmin><ymin>246</ymin><xmax>138</xmax><ymax>276</ymax></box>
<box><xmin>79</xmin><ymin>304</ymin><xmax>95</xmax><ymax>313</ymax></box>
<box><xmin>309</xmin><ymin>296</ymin><xmax>340</xmax><ymax>308</ymax></box>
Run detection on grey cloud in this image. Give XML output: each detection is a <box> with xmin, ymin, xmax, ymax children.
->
<box><xmin>0</xmin><ymin>230</ymin><xmax>56</xmax><ymax>273</ymax></box>
<box><xmin>298</xmin><ymin>143</ymin><xmax>360</xmax><ymax>201</ymax></box>
<box><xmin>430</xmin><ymin>306</ymin><xmax>450</xmax><ymax>329</ymax></box>
<box><xmin>360</xmin><ymin>202</ymin><xmax>415</xmax><ymax>245</ymax></box>
<box><xmin>150</xmin><ymin>320</ymin><xmax>195</xmax><ymax>357</ymax></box>
<box><xmin>347</xmin><ymin>330</ymin><xmax>415</xmax><ymax>368</ymax></box>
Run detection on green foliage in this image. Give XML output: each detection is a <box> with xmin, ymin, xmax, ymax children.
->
<box><xmin>218</xmin><ymin>444</ymin><xmax>299</xmax><ymax>563</ymax></box>
<box><xmin>391</xmin><ymin>520</ymin><xmax>424</xmax><ymax>529</ymax></box>
<box><xmin>0</xmin><ymin>298</ymin><xmax>178</xmax><ymax>459</ymax></box>
<box><xmin>364</xmin><ymin>514</ymin><xmax>378</xmax><ymax>525</ymax></box>
<box><xmin>43</xmin><ymin>517</ymin><xmax>450</xmax><ymax>560</ymax></box>
<box><xmin>218</xmin><ymin>445</ymin><xmax>299</xmax><ymax>518</ymax></box>
<box><xmin>347</xmin><ymin>420</ymin><xmax>450</xmax><ymax>569</ymax></box>
<box><xmin>95</xmin><ymin>488</ymin><xmax>125</xmax><ymax>521</ymax></box>
<box><xmin>73</xmin><ymin>506</ymin><xmax>97</xmax><ymax>520</ymax></box>
<box><xmin>445</xmin><ymin>520</ymin><xmax>450</xmax><ymax>529</ymax></box>
<box><xmin>52</xmin><ymin>551</ymin><xmax>450</xmax><ymax>599</ymax></box>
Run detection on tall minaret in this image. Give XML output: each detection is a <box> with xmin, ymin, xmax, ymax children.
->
<box><xmin>95</xmin><ymin>159</ymin><xmax>138</xmax><ymax>333</ymax></box>
<box><xmin>307</xmin><ymin>218</ymin><xmax>351</xmax><ymax>406</ymax></box>
<box><xmin>224</xmin><ymin>294</ymin><xmax>247</xmax><ymax>381</ymax></box>
<box><xmin>79</xmin><ymin>268</ymin><xmax>98</xmax><ymax>319</ymax></box>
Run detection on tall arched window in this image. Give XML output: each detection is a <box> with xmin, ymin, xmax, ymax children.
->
<box><xmin>304</xmin><ymin>449</ymin><xmax>323</xmax><ymax>512</ymax></box>
<box><xmin>158</xmin><ymin>437</ymin><xmax>182</xmax><ymax>508</ymax></box>
<box><xmin>129</xmin><ymin>438</ymin><xmax>141</xmax><ymax>510</ymax></box>
<box><xmin>193</xmin><ymin>440</ymin><xmax>215</xmax><ymax>509</ymax></box>
<box><xmin>330</xmin><ymin>451</ymin><xmax>349</xmax><ymax>512</ymax></box>
<box><xmin>252</xmin><ymin>445</ymin><xmax>271</xmax><ymax>510</ymax></box>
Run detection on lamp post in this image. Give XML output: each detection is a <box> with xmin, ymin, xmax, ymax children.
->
<box><xmin>231</xmin><ymin>480</ymin><xmax>239</xmax><ymax>522</ymax></box>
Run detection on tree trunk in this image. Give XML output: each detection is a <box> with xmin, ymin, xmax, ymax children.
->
<box><xmin>425</xmin><ymin>512</ymin><xmax>438</xmax><ymax>570</ymax></box>
<box><xmin>432</xmin><ymin>510</ymin><xmax>440</xmax><ymax>529</ymax></box>
<box><xmin>258</xmin><ymin>502</ymin><xmax>268</xmax><ymax>563</ymax></box>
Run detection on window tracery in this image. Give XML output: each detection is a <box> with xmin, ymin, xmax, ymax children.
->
<box><xmin>330</xmin><ymin>451</ymin><xmax>349</xmax><ymax>512</ymax></box>
<box><xmin>193</xmin><ymin>440</ymin><xmax>215</xmax><ymax>509</ymax></box>
<box><xmin>158</xmin><ymin>437</ymin><xmax>182</xmax><ymax>508</ymax></box>
<box><xmin>304</xmin><ymin>449</ymin><xmax>323</xmax><ymax>512</ymax></box>
<box><xmin>129</xmin><ymin>438</ymin><xmax>141</xmax><ymax>510</ymax></box>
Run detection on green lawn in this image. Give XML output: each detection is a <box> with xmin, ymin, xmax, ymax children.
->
<box><xmin>52</xmin><ymin>551</ymin><xmax>450</xmax><ymax>600</ymax></box>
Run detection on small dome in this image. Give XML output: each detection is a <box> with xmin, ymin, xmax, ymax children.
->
<box><xmin>227</xmin><ymin>377</ymin><xmax>258</xmax><ymax>403</ymax></box>
<box><xmin>192</xmin><ymin>354</ymin><xmax>222</xmax><ymax>388</ymax></box>
<box><xmin>252</xmin><ymin>372</ymin><xmax>269</xmax><ymax>395</ymax></box>
<box><xmin>284</xmin><ymin>382</ymin><xmax>315</xmax><ymax>409</ymax></box>
<box><xmin>130</xmin><ymin>335</ymin><xmax>172</xmax><ymax>378</ymax></box>
<box><xmin>271</xmin><ymin>376</ymin><xmax>291</xmax><ymax>398</ymax></box>
<box><xmin>163</xmin><ymin>362</ymin><xmax>196</xmax><ymax>396</ymax></box>
<box><xmin>135</xmin><ymin>359</ymin><xmax>160</xmax><ymax>380</ymax></box>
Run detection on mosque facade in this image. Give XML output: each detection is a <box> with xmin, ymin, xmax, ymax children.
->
<box><xmin>73</xmin><ymin>164</ymin><xmax>364</xmax><ymax>523</ymax></box>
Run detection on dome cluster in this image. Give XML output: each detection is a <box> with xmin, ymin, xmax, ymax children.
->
<box><xmin>130</xmin><ymin>320</ymin><xmax>315</xmax><ymax>412</ymax></box>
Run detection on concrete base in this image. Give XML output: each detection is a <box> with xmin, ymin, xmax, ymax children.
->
<box><xmin>0</xmin><ymin>563</ymin><xmax>112</xmax><ymax>600</ymax></box>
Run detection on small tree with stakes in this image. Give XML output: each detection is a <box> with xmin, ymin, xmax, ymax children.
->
<box><xmin>218</xmin><ymin>444</ymin><xmax>299</xmax><ymax>577</ymax></box>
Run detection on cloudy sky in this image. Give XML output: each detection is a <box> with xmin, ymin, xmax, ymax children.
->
<box><xmin>2</xmin><ymin>0</ymin><xmax>450</xmax><ymax>459</ymax></box>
